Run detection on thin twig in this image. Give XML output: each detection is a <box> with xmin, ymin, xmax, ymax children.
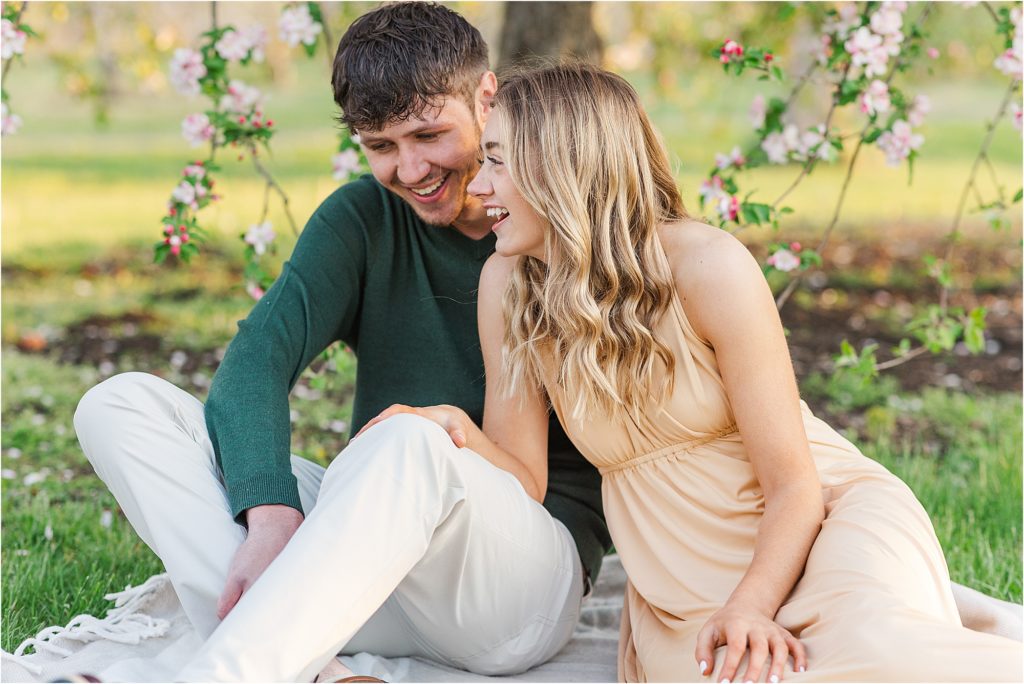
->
<box><xmin>981</xmin><ymin>152</ymin><xmax>1004</xmax><ymax>201</ymax></box>
<box><xmin>210</xmin><ymin>0</ymin><xmax>218</xmax><ymax>30</ymax></box>
<box><xmin>1</xmin><ymin>1</ymin><xmax>29</xmax><ymax>83</ymax></box>
<box><xmin>980</xmin><ymin>1</ymin><xmax>1001</xmax><ymax>25</ymax></box>
<box><xmin>874</xmin><ymin>345</ymin><xmax>929</xmax><ymax>371</ymax></box>
<box><xmin>940</xmin><ymin>78</ymin><xmax>1020</xmax><ymax>311</ymax></box>
<box><xmin>249</xmin><ymin>143</ymin><xmax>300</xmax><ymax>237</ymax></box>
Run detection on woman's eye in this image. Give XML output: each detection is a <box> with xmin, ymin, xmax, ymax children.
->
<box><xmin>486</xmin><ymin>155</ymin><xmax>504</xmax><ymax>166</ymax></box>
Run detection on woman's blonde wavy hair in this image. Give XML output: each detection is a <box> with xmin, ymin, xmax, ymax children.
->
<box><xmin>494</xmin><ymin>62</ymin><xmax>689</xmax><ymax>422</ymax></box>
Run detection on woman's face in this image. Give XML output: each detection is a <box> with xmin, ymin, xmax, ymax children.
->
<box><xmin>467</xmin><ymin>114</ymin><xmax>548</xmax><ymax>261</ymax></box>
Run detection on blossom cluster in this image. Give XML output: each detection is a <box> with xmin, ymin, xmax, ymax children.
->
<box><xmin>332</xmin><ymin>148</ymin><xmax>361</xmax><ymax>182</ymax></box>
<box><xmin>279</xmin><ymin>3</ymin><xmax>323</xmax><ymax>49</ymax></box>
<box><xmin>1</xmin><ymin>101</ymin><xmax>21</xmax><ymax>135</ymax></box>
<box><xmin>155</xmin><ymin>161</ymin><xmax>218</xmax><ymax>263</ymax></box>
<box><xmin>1</xmin><ymin>17</ymin><xmax>26</xmax><ymax>59</ymax></box>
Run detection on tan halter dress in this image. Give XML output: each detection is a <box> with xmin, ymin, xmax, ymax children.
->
<box><xmin>539</xmin><ymin>286</ymin><xmax>1022</xmax><ymax>682</ymax></box>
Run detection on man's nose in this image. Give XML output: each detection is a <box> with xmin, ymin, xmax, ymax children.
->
<box><xmin>396</xmin><ymin>148</ymin><xmax>430</xmax><ymax>186</ymax></box>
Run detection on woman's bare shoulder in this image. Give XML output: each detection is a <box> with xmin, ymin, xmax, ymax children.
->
<box><xmin>657</xmin><ymin>219</ymin><xmax>761</xmax><ymax>302</ymax></box>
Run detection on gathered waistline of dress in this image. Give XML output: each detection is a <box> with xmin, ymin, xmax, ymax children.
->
<box><xmin>598</xmin><ymin>424</ymin><xmax>739</xmax><ymax>475</ymax></box>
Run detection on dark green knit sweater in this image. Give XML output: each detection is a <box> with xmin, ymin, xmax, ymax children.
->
<box><xmin>205</xmin><ymin>176</ymin><xmax>610</xmax><ymax>582</ymax></box>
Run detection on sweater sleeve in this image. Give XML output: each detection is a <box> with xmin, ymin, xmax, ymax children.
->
<box><xmin>204</xmin><ymin>183</ymin><xmax>372</xmax><ymax>521</ymax></box>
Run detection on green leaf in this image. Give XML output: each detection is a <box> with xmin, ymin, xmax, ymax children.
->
<box><xmin>963</xmin><ymin>307</ymin><xmax>987</xmax><ymax>354</ymax></box>
<box><xmin>771</xmin><ymin>65</ymin><xmax>784</xmax><ymax>81</ymax></box>
<box><xmin>863</xmin><ymin>128</ymin><xmax>882</xmax><ymax>144</ymax></box>
<box><xmin>1013</xmin><ymin>188</ymin><xmax>1022</xmax><ymax>204</ymax></box>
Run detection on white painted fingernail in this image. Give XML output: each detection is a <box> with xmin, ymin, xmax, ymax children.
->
<box><xmin>799</xmin><ymin>666</ymin><xmax>806</xmax><ymax>673</ymax></box>
<box><xmin>721</xmin><ymin>679</ymin><xmax>730</xmax><ymax>684</ymax></box>
<box><xmin>699</xmin><ymin>660</ymin><xmax>708</xmax><ymax>675</ymax></box>
<box><xmin>770</xmin><ymin>676</ymin><xmax>780</xmax><ymax>683</ymax></box>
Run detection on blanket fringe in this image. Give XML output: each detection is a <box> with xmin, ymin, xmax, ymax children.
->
<box><xmin>2</xmin><ymin>574</ymin><xmax>172</xmax><ymax>676</ymax></box>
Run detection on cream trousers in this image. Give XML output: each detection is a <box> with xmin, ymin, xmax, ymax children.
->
<box><xmin>75</xmin><ymin>373</ymin><xmax>584</xmax><ymax>682</ymax></box>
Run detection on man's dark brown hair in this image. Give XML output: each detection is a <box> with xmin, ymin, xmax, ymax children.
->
<box><xmin>332</xmin><ymin>2</ymin><xmax>490</xmax><ymax>132</ymax></box>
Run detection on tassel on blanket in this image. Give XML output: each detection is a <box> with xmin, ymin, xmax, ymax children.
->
<box><xmin>1</xmin><ymin>574</ymin><xmax>172</xmax><ymax>676</ymax></box>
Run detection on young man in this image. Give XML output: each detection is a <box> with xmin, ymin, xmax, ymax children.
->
<box><xmin>75</xmin><ymin>3</ymin><xmax>608</xmax><ymax>681</ymax></box>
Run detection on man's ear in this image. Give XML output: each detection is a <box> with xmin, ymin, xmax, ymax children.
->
<box><xmin>475</xmin><ymin>71</ymin><xmax>498</xmax><ymax>126</ymax></box>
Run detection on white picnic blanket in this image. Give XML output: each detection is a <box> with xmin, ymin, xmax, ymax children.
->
<box><xmin>1</xmin><ymin>556</ymin><xmax>626</xmax><ymax>683</ymax></box>
<box><xmin>5</xmin><ymin>554</ymin><xmax>1022</xmax><ymax>683</ymax></box>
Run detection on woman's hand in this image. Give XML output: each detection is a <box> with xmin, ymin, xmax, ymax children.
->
<box><xmin>695</xmin><ymin>600</ymin><xmax>806</xmax><ymax>683</ymax></box>
<box><xmin>354</xmin><ymin>403</ymin><xmax>474</xmax><ymax>448</ymax></box>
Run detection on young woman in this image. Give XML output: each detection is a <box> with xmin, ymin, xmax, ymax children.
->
<box><xmin>358</xmin><ymin>63</ymin><xmax>1022</xmax><ymax>682</ymax></box>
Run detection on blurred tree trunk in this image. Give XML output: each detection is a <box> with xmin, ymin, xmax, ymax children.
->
<box><xmin>497</xmin><ymin>2</ymin><xmax>603</xmax><ymax>73</ymax></box>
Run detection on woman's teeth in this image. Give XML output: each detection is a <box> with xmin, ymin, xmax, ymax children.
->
<box><xmin>486</xmin><ymin>207</ymin><xmax>509</xmax><ymax>218</ymax></box>
<box><xmin>411</xmin><ymin>175</ymin><xmax>447</xmax><ymax>196</ymax></box>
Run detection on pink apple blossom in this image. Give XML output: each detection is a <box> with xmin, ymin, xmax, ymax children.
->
<box><xmin>719</xmin><ymin>39</ymin><xmax>744</xmax><ymax>63</ymax></box>
<box><xmin>244</xmin><ymin>221</ymin><xmax>276</xmax><ymax>256</ymax></box>
<box><xmin>927</xmin><ymin>47</ymin><xmax>940</xmax><ymax>59</ymax></box>
<box><xmin>824</xmin><ymin>3</ymin><xmax>860</xmax><ymax>40</ymax></box>
<box><xmin>332</xmin><ymin>149</ymin><xmax>361</xmax><ymax>181</ymax></box>
<box><xmin>994</xmin><ymin>47</ymin><xmax>1022</xmax><ymax>79</ymax></box>
<box><xmin>882</xmin><ymin>1</ymin><xmax>908</xmax><ymax>11</ymax></box>
<box><xmin>220</xmin><ymin>80</ymin><xmax>263</xmax><ymax>114</ymax></box>
<box><xmin>1011</xmin><ymin>103</ymin><xmax>1022</xmax><ymax>133</ymax></box>
<box><xmin>246</xmin><ymin>281</ymin><xmax>266</xmax><ymax>301</ymax></box>
<box><xmin>1</xmin><ymin>102</ymin><xmax>22</xmax><ymax>136</ymax></box>
<box><xmin>859</xmin><ymin>80</ymin><xmax>891</xmax><ymax>117</ymax></box>
<box><xmin>1</xmin><ymin>19</ymin><xmax>26</xmax><ymax>59</ymax></box>
<box><xmin>279</xmin><ymin>4</ymin><xmax>323</xmax><ymax>47</ymax></box>
<box><xmin>767</xmin><ymin>248</ymin><xmax>801</xmax><ymax>272</ymax></box>
<box><xmin>750</xmin><ymin>94</ymin><xmax>766</xmax><ymax>129</ymax></box>
<box><xmin>699</xmin><ymin>175</ymin><xmax>727</xmax><ymax>204</ymax></box>
<box><xmin>183</xmin><ymin>163</ymin><xmax>206</xmax><ymax>180</ymax></box>
<box><xmin>908</xmin><ymin>94</ymin><xmax>931</xmax><ymax>127</ymax></box>
<box><xmin>715</xmin><ymin>146</ymin><xmax>746</xmax><ymax>170</ymax></box>
<box><xmin>169</xmin><ymin>48</ymin><xmax>207</xmax><ymax>96</ymax></box>
<box><xmin>876</xmin><ymin>119</ymin><xmax>924</xmax><ymax>167</ymax></box>
<box><xmin>719</xmin><ymin>194</ymin><xmax>740</xmax><ymax>222</ymax></box>
<box><xmin>181</xmin><ymin>113</ymin><xmax>215</xmax><ymax>147</ymax></box>
<box><xmin>845</xmin><ymin>27</ymin><xmax>889</xmax><ymax>77</ymax></box>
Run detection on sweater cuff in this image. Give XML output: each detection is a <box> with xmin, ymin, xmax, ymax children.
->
<box><xmin>227</xmin><ymin>472</ymin><xmax>304</xmax><ymax>524</ymax></box>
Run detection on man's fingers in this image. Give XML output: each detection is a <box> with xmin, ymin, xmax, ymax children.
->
<box><xmin>216</xmin><ymin>578</ymin><xmax>243</xmax><ymax>620</ymax></box>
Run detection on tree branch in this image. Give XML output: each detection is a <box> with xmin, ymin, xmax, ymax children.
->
<box><xmin>940</xmin><ymin>77</ymin><xmax>1020</xmax><ymax>312</ymax></box>
<box><xmin>874</xmin><ymin>345</ymin><xmax>930</xmax><ymax>371</ymax></box>
<box><xmin>248</xmin><ymin>143</ymin><xmax>300</xmax><ymax>237</ymax></box>
<box><xmin>1</xmin><ymin>1</ymin><xmax>29</xmax><ymax>84</ymax></box>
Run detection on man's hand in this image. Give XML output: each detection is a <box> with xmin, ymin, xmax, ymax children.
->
<box><xmin>217</xmin><ymin>504</ymin><xmax>304</xmax><ymax>620</ymax></box>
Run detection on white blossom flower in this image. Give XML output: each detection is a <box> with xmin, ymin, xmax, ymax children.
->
<box><xmin>215</xmin><ymin>29</ymin><xmax>252</xmax><ymax>62</ymax></box>
<box><xmin>870</xmin><ymin>8</ymin><xmax>904</xmax><ymax>36</ymax></box>
<box><xmin>714</xmin><ymin>146</ymin><xmax>746</xmax><ymax>170</ymax></box>
<box><xmin>220</xmin><ymin>80</ymin><xmax>263</xmax><ymax>114</ymax></box>
<box><xmin>767</xmin><ymin>248</ymin><xmax>801</xmax><ymax>272</ymax></box>
<box><xmin>6</xmin><ymin>447</ymin><xmax>21</xmax><ymax>459</ymax></box>
<box><xmin>859</xmin><ymin>80</ymin><xmax>891</xmax><ymax>117</ymax></box>
<box><xmin>908</xmin><ymin>94</ymin><xmax>931</xmax><ymax>127</ymax></box>
<box><xmin>44</xmin><ymin>524</ymin><xmax>53</xmax><ymax>541</ymax></box>
<box><xmin>244</xmin><ymin>221</ymin><xmax>276</xmax><ymax>256</ymax></box>
<box><xmin>23</xmin><ymin>470</ymin><xmax>48</xmax><ymax>486</ymax></box>
<box><xmin>1</xmin><ymin>469</ymin><xmax>16</xmax><ymax>479</ymax></box>
<box><xmin>876</xmin><ymin>119</ymin><xmax>923</xmax><ymax>167</ymax></box>
<box><xmin>100</xmin><ymin>510</ymin><xmax>113</xmax><ymax>528</ymax></box>
<box><xmin>1</xmin><ymin>102</ymin><xmax>23</xmax><ymax>136</ymax></box>
<box><xmin>761</xmin><ymin>131</ymin><xmax>790</xmax><ymax>164</ymax></box>
<box><xmin>1</xmin><ymin>19</ymin><xmax>27</xmax><ymax>59</ymax></box>
<box><xmin>698</xmin><ymin>175</ymin><xmax>729</xmax><ymax>208</ymax></box>
<box><xmin>169</xmin><ymin>48</ymin><xmax>207</xmax><ymax>96</ymax></box>
<box><xmin>181</xmin><ymin>113</ymin><xmax>215</xmax><ymax>147</ymax></box>
<box><xmin>172</xmin><ymin>181</ymin><xmax>197</xmax><ymax>208</ymax></box>
<box><xmin>845</xmin><ymin>27</ymin><xmax>884</xmax><ymax>73</ymax></box>
<box><xmin>749</xmin><ymin>94</ymin><xmax>766</xmax><ymax>130</ymax></box>
<box><xmin>279</xmin><ymin>4</ymin><xmax>323</xmax><ymax>47</ymax></box>
<box><xmin>244</xmin><ymin>25</ymin><xmax>268</xmax><ymax>63</ymax></box>
<box><xmin>332</xmin><ymin>149</ymin><xmax>361</xmax><ymax>181</ymax></box>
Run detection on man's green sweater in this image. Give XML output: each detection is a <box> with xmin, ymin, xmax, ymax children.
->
<box><xmin>205</xmin><ymin>176</ymin><xmax>610</xmax><ymax>582</ymax></box>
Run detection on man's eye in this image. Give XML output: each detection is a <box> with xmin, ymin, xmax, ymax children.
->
<box><xmin>417</xmin><ymin>133</ymin><xmax>438</xmax><ymax>141</ymax></box>
<box><xmin>367</xmin><ymin>144</ymin><xmax>391</xmax><ymax>152</ymax></box>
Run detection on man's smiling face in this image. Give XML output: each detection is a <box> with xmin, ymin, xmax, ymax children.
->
<box><xmin>358</xmin><ymin>95</ymin><xmax>489</xmax><ymax>234</ymax></box>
